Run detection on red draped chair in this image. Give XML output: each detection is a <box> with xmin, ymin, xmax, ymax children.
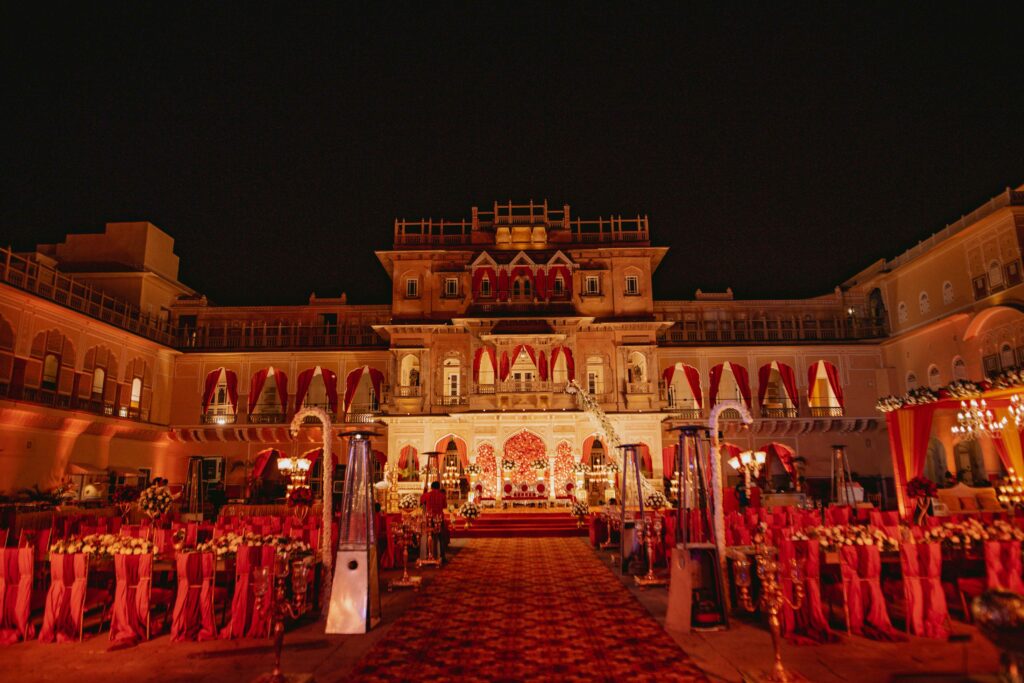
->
<box><xmin>0</xmin><ymin>547</ymin><xmax>35</xmax><ymax>644</ymax></box>
<box><xmin>957</xmin><ymin>540</ymin><xmax>1024</xmax><ymax>620</ymax></box>
<box><xmin>120</xmin><ymin>525</ymin><xmax>151</xmax><ymax>541</ymax></box>
<box><xmin>779</xmin><ymin>539</ymin><xmax>837</xmax><ymax>645</ymax></box>
<box><xmin>886</xmin><ymin>542</ymin><xmax>949</xmax><ymax>639</ymax></box>
<box><xmin>221</xmin><ymin>545</ymin><xmax>276</xmax><ymax>639</ymax></box>
<box><xmin>170</xmin><ymin>552</ymin><xmax>218</xmax><ymax>642</ymax></box>
<box><xmin>0</xmin><ymin>529</ymin><xmax>7</xmax><ymax>548</ymax></box>
<box><xmin>838</xmin><ymin>545</ymin><xmax>906</xmax><ymax>641</ymax></box>
<box><xmin>825</xmin><ymin>505</ymin><xmax>851</xmax><ymax>526</ymax></box>
<box><xmin>39</xmin><ymin>553</ymin><xmax>111</xmax><ymax>642</ymax></box>
<box><xmin>109</xmin><ymin>553</ymin><xmax>173</xmax><ymax>644</ymax></box>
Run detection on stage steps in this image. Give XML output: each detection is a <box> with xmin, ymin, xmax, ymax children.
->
<box><xmin>450</xmin><ymin>510</ymin><xmax>587</xmax><ymax>538</ymax></box>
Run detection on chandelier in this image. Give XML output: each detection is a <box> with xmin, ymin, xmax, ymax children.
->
<box><xmin>951</xmin><ymin>398</ymin><xmax>1006</xmax><ymax>440</ymax></box>
<box><xmin>1008</xmin><ymin>394</ymin><xmax>1024</xmax><ymax>427</ymax></box>
<box><xmin>277</xmin><ymin>452</ymin><xmax>312</xmax><ymax>493</ymax></box>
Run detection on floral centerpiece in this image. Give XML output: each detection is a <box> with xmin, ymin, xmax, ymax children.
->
<box><xmin>501</xmin><ymin>459</ymin><xmax>516</xmax><ymax>472</ymax></box>
<box><xmin>906</xmin><ymin>476</ymin><xmax>938</xmax><ymax>524</ymax></box>
<box><xmin>645</xmin><ymin>491</ymin><xmax>667</xmax><ymax>510</ymax></box>
<box><xmin>287</xmin><ymin>486</ymin><xmax>313</xmax><ymax>522</ymax></box>
<box><xmin>922</xmin><ymin>519</ymin><xmax>1024</xmax><ymax>550</ymax></box>
<box><xmin>51</xmin><ymin>534</ymin><xmax>156</xmax><ymax>557</ymax></box>
<box><xmin>137</xmin><ymin>485</ymin><xmax>173</xmax><ymax>521</ymax></box>
<box><xmin>459</xmin><ymin>501</ymin><xmax>480</xmax><ymax>528</ymax></box>
<box><xmin>398</xmin><ymin>493</ymin><xmax>419</xmax><ymax>512</ymax></box>
<box><xmin>531</xmin><ymin>458</ymin><xmax>548</xmax><ymax>471</ymax></box>
<box><xmin>571</xmin><ymin>499</ymin><xmax>589</xmax><ymax>526</ymax></box>
<box><xmin>111</xmin><ymin>486</ymin><xmax>140</xmax><ymax>521</ymax></box>
<box><xmin>195</xmin><ymin>532</ymin><xmax>312</xmax><ymax>559</ymax></box>
<box><xmin>465</xmin><ymin>463</ymin><xmax>482</xmax><ymax>476</ymax></box>
<box><xmin>791</xmin><ymin>525</ymin><xmax>899</xmax><ymax>552</ymax></box>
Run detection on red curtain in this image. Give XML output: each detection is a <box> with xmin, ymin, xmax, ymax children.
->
<box><xmin>472</xmin><ymin>267</ymin><xmax>496</xmax><ymax>298</ymax></box>
<box><xmin>398</xmin><ymin>446</ymin><xmax>418</xmax><ymax>469</ymax></box>
<box><xmin>273</xmin><ymin>369</ymin><xmax>288</xmax><ymax>413</ymax></box>
<box><xmin>512</xmin><ymin>344</ymin><xmax>537</xmax><ymax>368</ymax></box>
<box><xmin>497</xmin><ymin>270</ymin><xmax>509</xmax><ymax>301</ymax></box>
<box><xmin>757</xmin><ymin>364</ymin><xmax>772</xmax><ymax>406</ymax></box>
<box><xmin>562</xmin><ymin>347</ymin><xmax>575</xmax><ymax>380</ymax></box>
<box><xmin>778</xmin><ymin>363</ymin><xmax>799</xmax><ymax>405</ymax></box>
<box><xmin>538</xmin><ymin>351</ymin><xmax>548</xmax><ymax>380</ymax></box>
<box><xmin>885</xmin><ymin>404</ymin><xmax>938</xmax><ymax>516</ymax></box>
<box><xmin>225</xmin><ymin>370</ymin><xmax>238</xmax><ymax>412</ymax></box>
<box><xmin>295</xmin><ymin>368</ymin><xmax>314</xmax><ymax>410</ymax></box>
<box><xmin>247</xmin><ymin>368</ymin><xmax>269</xmax><ymax>414</ymax></box>
<box><xmin>682</xmin><ymin>364</ymin><xmax>702</xmax><ymax>407</ymax></box>
<box><xmin>201</xmin><ymin>369</ymin><xmax>221</xmax><ymax>412</ymax></box>
<box><xmin>662</xmin><ymin>445</ymin><xmax>677</xmax><ymax>477</ymax></box>
<box><xmin>709</xmin><ymin>363</ymin><xmax>723</xmax><ymax>405</ymax></box>
<box><xmin>251</xmin><ymin>449</ymin><xmax>279</xmax><ymax>479</ymax></box>
<box><xmin>808</xmin><ymin>361</ymin><xmax>845</xmax><ymax>408</ymax></box>
<box><xmin>323</xmin><ymin>368</ymin><xmax>338</xmax><ymax>414</ymax></box>
<box><xmin>534</xmin><ymin>268</ymin><xmax>547</xmax><ymax>298</ymax></box>
<box><xmin>343</xmin><ymin>367</ymin><xmax>364</xmax><ymax>413</ymax></box>
<box><xmin>472</xmin><ymin>348</ymin><xmax>483</xmax><ymax>381</ymax></box>
<box><xmin>499</xmin><ymin>352</ymin><xmax>510</xmax><ymax>380</ymax></box>
<box><xmin>367</xmin><ymin>367</ymin><xmax>384</xmax><ymax>405</ymax></box>
<box><xmin>732</xmin><ymin>363</ymin><xmax>752</xmax><ymax>409</ymax></box>
<box><xmin>765</xmin><ymin>443</ymin><xmax>795</xmax><ymax>475</ymax></box>
<box><xmin>548</xmin><ymin>265</ymin><xmax>572</xmax><ymax>295</ymax></box>
<box><xmin>662</xmin><ymin>365</ymin><xmax>676</xmax><ymax>387</ymax></box>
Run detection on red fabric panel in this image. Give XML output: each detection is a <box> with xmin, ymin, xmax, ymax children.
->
<box><xmin>823</xmin><ymin>361</ymin><xmax>844</xmax><ymax>408</ymax></box>
<box><xmin>343</xmin><ymin>367</ymin><xmax>364</xmax><ymax>412</ymax></box>
<box><xmin>548</xmin><ymin>265</ymin><xmax>572</xmax><ymax>295</ymax></box>
<box><xmin>732</xmin><ymin>363</ymin><xmax>752</xmax><ymax>409</ymax></box>
<box><xmin>38</xmin><ymin>553</ymin><xmax>87</xmax><ymax>642</ymax></box>
<box><xmin>472</xmin><ymin>267</ymin><xmax>495</xmax><ymax>298</ymax></box>
<box><xmin>535</xmin><ymin>268</ymin><xmax>547</xmax><ymax>298</ymax></box>
<box><xmin>295</xmin><ymin>368</ymin><xmax>314</xmax><ymax>410</ymax></box>
<box><xmin>108</xmin><ymin>553</ymin><xmax>151</xmax><ymax>646</ymax></box>
<box><xmin>247</xmin><ymin>369</ymin><xmax>269</xmax><ymax>414</ymax></box>
<box><xmin>322</xmin><ymin>368</ymin><xmax>338</xmax><ymax>414</ymax></box>
<box><xmin>367</xmin><ymin>367</ymin><xmax>384</xmax><ymax>404</ymax></box>
<box><xmin>500</xmin><ymin>352</ymin><xmax>510</xmax><ymax>381</ymax></box>
<box><xmin>170</xmin><ymin>552</ymin><xmax>217</xmax><ymax>642</ymax></box>
<box><xmin>562</xmin><ymin>347</ymin><xmax>574</xmax><ymax>381</ymax></box>
<box><xmin>473</xmin><ymin>348</ymin><xmax>483</xmax><ymax>382</ymax></box>
<box><xmin>662</xmin><ymin>365</ymin><xmax>676</xmax><ymax>387</ymax></box>
<box><xmin>538</xmin><ymin>351</ymin><xmax>548</xmax><ymax>380</ymax></box>
<box><xmin>497</xmin><ymin>270</ymin><xmax>509</xmax><ymax>301</ymax></box>
<box><xmin>778</xmin><ymin>363</ymin><xmax>799</xmax><ymax>405</ymax></box>
<box><xmin>709</xmin><ymin>363</ymin><xmax>723</xmax><ymax>406</ymax></box>
<box><xmin>251</xmin><ymin>449</ymin><xmax>277</xmax><ymax>479</ymax></box>
<box><xmin>662</xmin><ymin>445</ymin><xmax>677</xmax><ymax>477</ymax></box>
<box><xmin>550</xmin><ymin>347</ymin><xmax>560</xmax><ymax>375</ymax></box>
<box><xmin>757</xmin><ymin>364</ymin><xmax>772</xmax><ymax>406</ymax></box>
<box><xmin>273</xmin><ymin>369</ymin><xmax>288</xmax><ymax>413</ymax></box>
<box><xmin>225</xmin><ymin>370</ymin><xmax>238</xmax><ymax>412</ymax></box>
<box><xmin>487</xmin><ymin>348</ymin><xmax>497</xmax><ymax>378</ymax></box>
<box><xmin>202</xmin><ymin>369</ymin><xmax>221</xmax><ymax>412</ymax></box>
<box><xmin>765</xmin><ymin>443</ymin><xmax>795</xmax><ymax>475</ymax></box>
<box><xmin>682</xmin><ymin>364</ymin><xmax>703</xmax><ymax>407</ymax></box>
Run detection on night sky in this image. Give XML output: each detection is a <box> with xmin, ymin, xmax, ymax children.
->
<box><xmin>2</xmin><ymin>3</ymin><xmax>1021</xmax><ymax>306</ymax></box>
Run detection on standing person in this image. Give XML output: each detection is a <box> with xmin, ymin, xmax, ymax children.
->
<box><xmin>420</xmin><ymin>481</ymin><xmax>448</xmax><ymax>561</ymax></box>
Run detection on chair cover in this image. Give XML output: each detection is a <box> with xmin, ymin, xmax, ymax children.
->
<box><xmin>825</xmin><ymin>506</ymin><xmax>851</xmax><ymax>526</ymax></box>
<box><xmin>0</xmin><ymin>548</ymin><xmax>35</xmax><ymax>644</ymax></box>
<box><xmin>39</xmin><ymin>554</ymin><xmax>89</xmax><ymax>642</ymax></box>
<box><xmin>779</xmin><ymin>539</ymin><xmax>837</xmax><ymax>644</ymax></box>
<box><xmin>109</xmin><ymin>554</ymin><xmax>154</xmax><ymax>646</ymax></box>
<box><xmin>899</xmin><ymin>542</ymin><xmax>949</xmax><ymax>639</ymax></box>
<box><xmin>170</xmin><ymin>553</ymin><xmax>217</xmax><ymax>642</ymax></box>
<box><xmin>839</xmin><ymin>545</ymin><xmax>906</xmax><ymax>641</ymax></box>
<box><xmin>985</xmin><ymin>540</ymin><xmax>1024</xmax><ymax>594</ymax></box>
<box><xmin>221</xmin><ymin>545</ymin><xmax>276</xmax><ymax>639</ymax></box>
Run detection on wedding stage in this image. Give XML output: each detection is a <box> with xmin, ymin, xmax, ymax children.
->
<box><xmin>449</xmin><ymin>510</ymin><xmax>587</xmax><ymax>539</ymax></box>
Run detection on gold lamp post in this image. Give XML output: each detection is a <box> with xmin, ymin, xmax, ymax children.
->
<box><xmin>728</xmin><ymin>450</ymin><xmax>766</xmax><ymax>497</ymax></box>
<box><xmin>733</xmin><ymin>544</ymin><xmax>806</xmax><ymax>683</ymax></box>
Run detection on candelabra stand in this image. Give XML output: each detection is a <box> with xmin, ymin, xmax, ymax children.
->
<box><xmin>253</xmin><ymin>554</ymin><xmax>312</xmax><ymax>683</ymax></box>
<box><xmin>634</xmin><ymin>514</ymin><xmax>668</xmax><ymax>588</ymax></box>
<box><xmin>416</xmin><ymin>515</ymin><xmax>443</xmax><ymax>568</ymax></box>
<box><xmin>733</xmin><ymin>544</ymin><xmax>806</xmax><ymax>683</ymax></box>
<box><xmin>599</xmin><ymin>513</ymin><xmax>620</xmax><ymax>551</ymax></box>
<box><xmin>388</xmin><ymin>515</ymin><xmax>422</xmax><ymax>591</ymax></box>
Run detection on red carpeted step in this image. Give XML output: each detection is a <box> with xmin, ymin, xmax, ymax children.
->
<box><xmin>449</xmin><ymin>511</ymin><xmax>587</xmax><ymax>538</ymax></box>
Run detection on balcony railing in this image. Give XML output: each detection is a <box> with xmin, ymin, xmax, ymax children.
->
<box><xmin>497</xmin><ymin>380</ymin><xmax>551</xmax><ymax>393</ymax></box>
<box><xmin>657</xmin><ymin>318</ymin><xmax>887</xmax><ymax>345</ymax></box>
<box><xmin>300</xmin><ymin>403</ymin><xmax>336</xmax><ymax>423</ymax></box>
<box><xmin>393</xmin><ymin>385</ymin><xmax>421</xmax><ymax>398</ymax></box>
<box><xmin>667</xmin><ymin>407</ymin><xmax>703</xmax><ymax>420</ymax></box>
<box><xmin>346</xmin><ymin>403</ymin><xmax>382</xmax><ymax>424</ymax></box>
<box><xmin>436</xmin><ymin>395</ymin><xmax>468</xmax><ymax>406</ymax></box>
<box><xmin>473</xmin><ymin>383</ymin><xmax>496</xmax><ymax>394</ymax></box>
<box><xmin>625</xmin><ymin>381</ymin><xmax>652</xmax><ymax>394</ymax></box>
<box><xmin>201</xmin><ymin>412</ymin><xmax>237</xmax><ymax>425</ymax></box>
<box><xmin>248</xmin><ymin>412</ymin><xmax>286</xmax><ymax>424</ymax></box>
<box><xmin>761</xmin><ymin>407</ymin><xmax>799</xmax><ymax>418</ymax></box>
<box><xmin>809</xmin><ymin>406</ymin><xmax>844</xmax><ymax>417</ymax></box>
<box><xmin>0</xmin><ymin>247</ymin><xmax>176</xmax><ymax>346</ymax></box>
<box><xmin>176</xmin><ymin>325</ymin><xmax>384</xmax><ymax>351</ymax></box>
<box><xmin>11</xmin><ymin>386</ymin><xmax>153</xmax><ymax>423</ymax></box>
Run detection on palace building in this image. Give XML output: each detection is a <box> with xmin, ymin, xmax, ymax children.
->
<box><xmin>0</xmin><ymin>187</ymin><xmax>1022</xmax><ymax>503</ymax></box>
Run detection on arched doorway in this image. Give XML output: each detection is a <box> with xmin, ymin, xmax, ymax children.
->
<box><xmin>925</xmin><ymin>437</ymin><xmax>948</xmax><ymax>485</ymax></box>
<box><xmin>953</xmin><ymin>440</ymin><xmax>986</xmax><ymax>485</ymax></box>
<box><xmin>502</xmin><ymin>430</ymin><xmax>547</xmax><ymax>489</ymax></box>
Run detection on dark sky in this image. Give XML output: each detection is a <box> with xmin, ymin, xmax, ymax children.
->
<box><xmin>2</xmin><ymin>3</ymin><xmax>1022</xmax><ymax>306</ymax></box>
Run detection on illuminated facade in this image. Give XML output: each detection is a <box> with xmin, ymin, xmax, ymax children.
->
<box><xmin>1</xmin><ymin>187</ymin><xmax>1021</xmax><ymax>499</ymax></box>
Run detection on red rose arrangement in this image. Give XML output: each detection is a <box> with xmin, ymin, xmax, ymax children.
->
<box><xmin>906</xmin><ymin>476</ymin><xmax>937</xmax><ymax>500</ymax></box>
<box><xmin>287</xmin><ymin>486</ymin><xmax>313</xmax><ymax>507</ymax></box>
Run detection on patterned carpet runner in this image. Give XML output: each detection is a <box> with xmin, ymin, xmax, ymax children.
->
<box><xmin>350</xmin><ymin>537</ymin><xmax>709</xmax><ymax>682</ymax></box>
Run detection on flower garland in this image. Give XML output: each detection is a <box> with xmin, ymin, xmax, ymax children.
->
<box><xmin>501</xmin><ymin>459</ymin><xmax>516</xmax><ymax>472</ymax></box>
<box><xmin>789</xmin><ymin>525</ymin><xmax>899</xmax><ymax>552</ymax></box>
<box><xmin>922</xmin><ymin>518</ymin><xmax>1024</xmax><ymax>549</ymax></box>
<box><xmin>531</xmin><ymin>458</ymin><xmax>548</xmax><ymax>471</ymax></box>
<box><xmin>459</xmin><ymin>501</ymin><xmax>480</xmax><ymax>519</ymax></box>
<box><xmin>502</xmin><ymin>431</ymin><xmax>547</xmax><ymax>486</ymax></box>
<box><xmin>553</xmin><ymin>441</ymin><xmax>575</xmax><ymax>495</ymax></box>
<box><xmin>50</xmin><ymin>534</ymin><xmax>156</xmax><ymax>557</ymax></box>
<box><xmin>573</xmin><ymin>462</ymin><xmax>589</xmax><ymax>474</ymax></box>
<box><xmin>465</xmin><ymin>463</ymin><xmax>482</xmax><ymax>476</ymax></box>
<box><xmin>138</xmin><ymin>485</ymin><xmax>173</xmax><ymax>517</ymax></box>
<box><xmin>476</xmin><ymin>443</ymin><xmax>496</xmax><ymax>498</ymax></box>
<box><xmin>195</xmin><ymin>532</ymin><xmax>312</xmax><ymax>558</ymax></box>
<box><xmin>875</xmin><ymin>377</ymin><xmax>999</xmax><ymax>413</ymax></box>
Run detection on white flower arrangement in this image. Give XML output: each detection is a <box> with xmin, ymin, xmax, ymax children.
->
<box><xmin>573</xmin><ymin>462</ymin><xmax>590</xmax><ymax>474</ymax></box>
<box><xmin>794</xmin><ymin>525</ymin><xmax>899</xmax><ymax>553</ymax></box>
<box><xmin>138</xmin><ymin>485</ymin><xmax>173</xmax><ymax>517</ymax></box>
<box><xmin>50</xmin><ymin>533</ymin><xmax>156</xmax><ymax>557</ymax></box>
<box><xmin>465</xmin><ymin>463</ymin><xmax>482</xmax><ymax>475</ymax></box>
<box><xmin>459</xmin><ymin>501</ymin><xmax>481</xmax><ymax>519</ymax></box>
<box><xmin>398</xmin><ymin>493</ymin><xmax>420</xmax><ymax>512</ymax></box>
<box><xmin>922</xmin><ymin>518</ymin><xmax>1024</xmax><ymax>549</ymax></box>
<box><xmin>531</xmin><ymin>458</ymin><xmax>548</xmax><ymax>471</ymax></box>
<box><xmin>195</xmin><ymin>532</ymin><xmax>312</xmax><ymax>558</ymax></box>
<box><xmin>501</xmin><ymin>459</ymin><xmax>516</xmax><ymax>471</ymax></box>
<box><xmin>571</xmin><ymin>499</ymin><xmax>589</xmax><ymax>517</ymax></box>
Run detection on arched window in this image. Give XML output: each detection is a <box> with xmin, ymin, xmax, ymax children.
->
<box><xmin>586</xmin><ymin>356</ymin><xmax>605</xmax><ymax>395</ymax></box>
<box><xmin>91</xmin><ymin>367</ymin><xmax>105</xmax><ymax>397</ymax></box>
<box><xmin>1000</xmin><ymin>342</ymin><xmax>1015</xmax><ymax>370</ymax></box>
<box><xmin>927</xmin><ymin>364</ymin><xmax>941</xmax><ymax>390</ymax></box>
<box><xmin>906</xmin><ymin>372</ymin><xmax>918</xmax><ymax>391</ymax></box>
<box><xmin>898</xmin><ymin>302</ymin><xmax>908</xmax><ymax>323</ymax></box>
<box><xmin>523</xmin><ymin>278</ymin><xmax>531</xmax><ymax>297</ymax></box>
<box><xmin>480</xmin><ymin>277</ymin><xmax>492</xmax><ymax>297</ymax></box>
<box><xmin>952</xmin><ymin>356</ymin><xmax>968</xmax><ymax>381</ymax></box>
<box><xmin>130</xmin><ymin>377</ymin><xmax>143</xmax><ymax>410</ymax></box>
<box><xmin>919</xmin><ymin>291</ymin><xmax>930</xmax><ymax>314</ymax></box>
<box><xmin>627</xmin><ymin>351</ymin><xmax>647</xmax><ymax>384</ymax></box>
<box><xmin>989</xmin><ymin>260</ymin><xmax>1004</xmax><ymax>288</ymax></box>
<box><xmin>942</xmin><ymin>281</ymin><xmax>954</xmax><ymax>305</ymax></box>
<box><xmin>400</xmin><ymin>354</ymin><xmax>420</xmax><ymax>387</ymax></box>
<box><xmin>443</xmin><ymin>357</ymin><xmax>461</xmax><ymax>397</ymax></box>
<box><xmin>42</xmin><ymin>353</ymin><xmax>60</xmax><ymax>390</ymax></box>
<box><xmin>512</xmin><ymin>279</ymin><xmax>521</xmax><ymax>297</ymax></box>
<box><xmin>553</xmin><ymin>275</ymin><xmax>565</xmax><ymax>295</ymax></box>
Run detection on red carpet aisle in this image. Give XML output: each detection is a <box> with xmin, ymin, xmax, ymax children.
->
<box><xmin>350</xmin><ymin>537</ymin><xmax>709</xmax><ymax>682</ymax></box>
<box><xmin>450</xmin><ymin>511</ymin><xmax>588</xmax><ymax>538</ymax></box>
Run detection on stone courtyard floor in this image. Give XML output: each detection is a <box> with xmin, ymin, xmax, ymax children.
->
<box><xmin>0</xmin><ymin>538</ymin><xmax>1006</xmax><ymax>683</ymax></box>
